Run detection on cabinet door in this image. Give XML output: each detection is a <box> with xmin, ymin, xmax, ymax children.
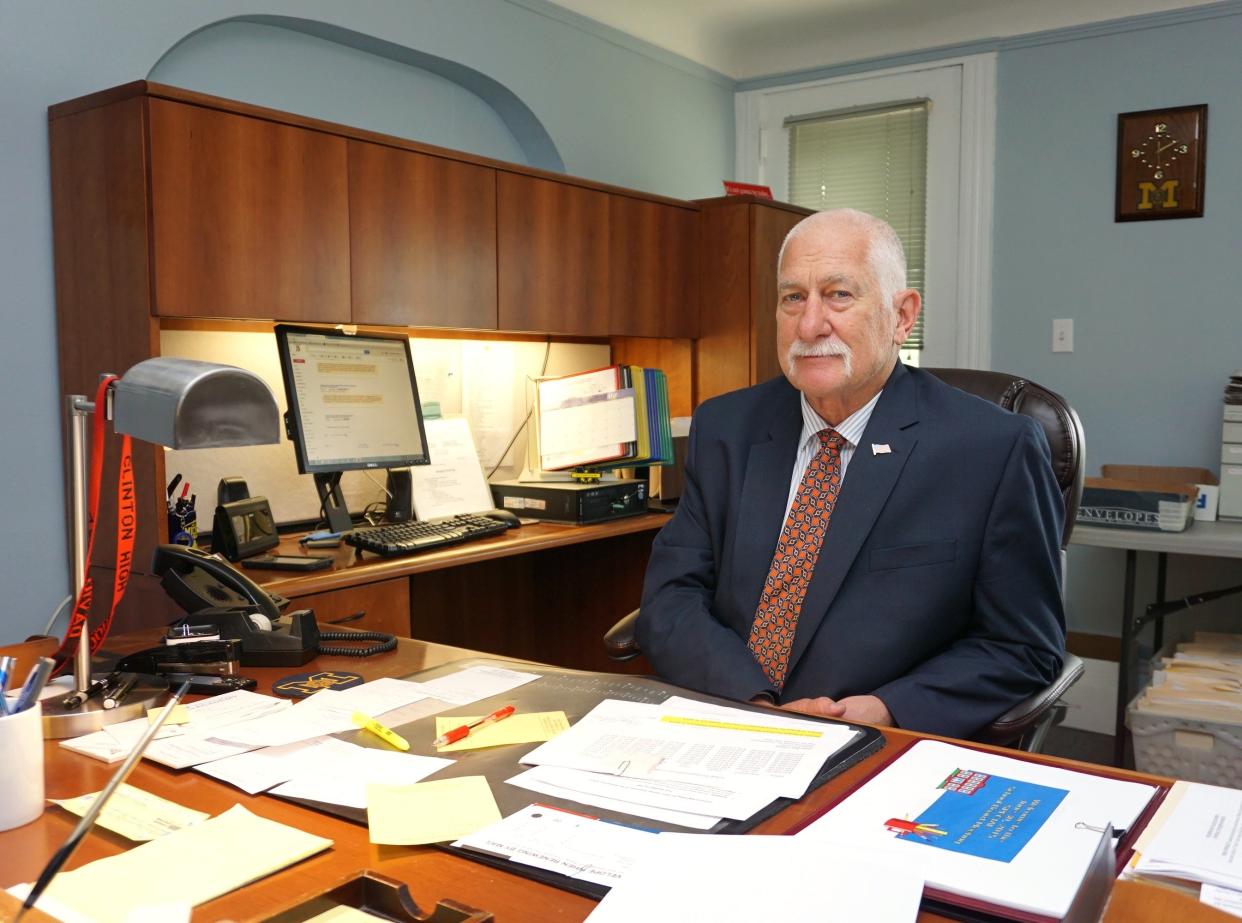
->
<box><xmin>349</xmin><ymin>142</ymin><xmax>497</xmax><ymax>329</ymax></box>
<box><xmin>286</xmin><ymin>577</ymin><xmax>410</xmax><ymax>638</ymax></box>
<box><xmin>609</xmin><ymin>196</ymin><xmax>698</xmax><ymax>337</ymax></box>
<box><xmin>147</xmin><ymin>99</ymin><xmax>350</xmax><ymax>321</ymax></box>
<box><xmin>497</xmin><ymin>173</ymin><xmax>610</xmax><ymax>335</ymax></box>
<box><xmin>750</xmin><ymin>204</ymin><xmax>805</xmax><ymax>385</ymax></box>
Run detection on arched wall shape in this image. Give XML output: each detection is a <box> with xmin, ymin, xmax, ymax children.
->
<box><xmin>148</xmin><ymin>14</ymin><xmax>566</xmax><ymax>172</ymax></box>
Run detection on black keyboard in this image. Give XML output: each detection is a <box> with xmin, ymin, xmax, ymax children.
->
<box><xmin>345</xmin><ymin>513</ymin><xmax>511</xmax><ymax>558</ymax></box>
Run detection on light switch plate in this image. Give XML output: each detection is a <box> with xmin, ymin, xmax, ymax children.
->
<box><xmin>1052</xmin><ymin>318</ymin><xmax>1073</xmax><ymax>353</ymax></box>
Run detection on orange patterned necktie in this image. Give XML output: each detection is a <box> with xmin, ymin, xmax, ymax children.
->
<box><xmin>748</xmin><ymin>429</ymin><xmax>846</xmax><ymax>689</ymax></box>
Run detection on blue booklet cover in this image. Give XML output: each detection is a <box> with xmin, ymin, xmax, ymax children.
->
<box><xmin>886</xmin><ymin>768</ymin><xmax>1067</xmax><ymax>862</ymax></box>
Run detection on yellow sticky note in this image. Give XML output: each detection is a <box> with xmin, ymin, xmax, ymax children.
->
<box><xmin>366</xmin><ymin>776</ymin><xmax>500</xmax><ymax>845</ymax></box>
<box><xmin>149</xmin><ymin>704</ymin><xmax>190</xmax><ymax>726</ymax></box>
<box><xmin>433</xmin><ymin>710</ymin><xmax>569</xmax><ymax>752</ymax></box>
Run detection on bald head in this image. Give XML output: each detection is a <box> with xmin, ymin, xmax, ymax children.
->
<box><xmin>778</xmin><ymin>209</ymin><xmax>908</xmax><ymax>314</ymax></box>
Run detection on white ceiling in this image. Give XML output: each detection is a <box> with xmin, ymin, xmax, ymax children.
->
<box><xmin>546</xmin><ymin>0</ymin><xmax>1213</xmax><ymax>79</ymax></box>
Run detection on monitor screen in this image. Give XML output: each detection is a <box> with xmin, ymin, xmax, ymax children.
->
<box><xmin>275</xmin><ymin>325</ymin><xmax>430</xmax><ymax>474</ymax></box>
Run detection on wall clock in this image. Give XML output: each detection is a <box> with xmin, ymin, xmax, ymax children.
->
<box><xmin>1116</xmin><ymin>105</ymin><xmax>1207</xmax><ymax>221</ymax></box>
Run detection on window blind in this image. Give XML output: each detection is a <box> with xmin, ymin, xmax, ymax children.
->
<box><xmin>786</xmin><ymin>102</ymin><xmax>928</xmax><ymax>351</ymax></box>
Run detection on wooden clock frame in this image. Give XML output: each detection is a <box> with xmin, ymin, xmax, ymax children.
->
<box><xmin>1115</xmin><ymin>104</ymin><xmax>1207</xmax><ymax>222</ymax></box>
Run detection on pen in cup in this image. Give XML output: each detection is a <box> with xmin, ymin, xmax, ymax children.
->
<box><xmin>13</xmin><ymin>657</ymin><xmax>55</xmax><ymax>714</ymax></box>
<box><xmin>433</xmin><ymin>704</ymin><xmax>516</xmax><ymax>748</ymax></box>
<box><xmin>0</xmin><ymin>655</ymin><xmax>15</xmax><ymax>716</ymax></box>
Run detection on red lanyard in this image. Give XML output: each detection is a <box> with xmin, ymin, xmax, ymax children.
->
<box><xmin>52</xmin><ymin>375</ymin><xmax>137</xmax><ymax>673</ymax></box>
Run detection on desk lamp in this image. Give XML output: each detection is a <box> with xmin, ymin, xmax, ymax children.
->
<box><xmin>44</xmin><ymin>358</ymin><xmax>279</xmax><ymax>739</ymax></box>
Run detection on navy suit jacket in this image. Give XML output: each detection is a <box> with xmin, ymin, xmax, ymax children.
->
<box><xmin>636</xmin><ymin>363</ymin><xmax>1066</xmax><ymax>739</ymax></box>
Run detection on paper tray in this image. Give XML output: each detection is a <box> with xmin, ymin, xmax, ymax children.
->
<box><xmin>278</xmin><ymin>657</ymin><xmax>886</xmax><ymax>900</ymax></box>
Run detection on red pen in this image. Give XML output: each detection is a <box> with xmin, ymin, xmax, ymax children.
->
<box><xmin>433</xmin><ymin>705</ymin><xmax>516</xmax><ymax>747</ymax></box>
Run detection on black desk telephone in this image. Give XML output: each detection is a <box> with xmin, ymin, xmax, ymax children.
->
<box><xmin>152</xmin><ymin>544</ymin><xmax>318</xmax><ymax>666</ymax></box>
<box><xmin>150</xmin><ymin>545</ymin><xmax>396</xmax><ymax>665</ymax></box>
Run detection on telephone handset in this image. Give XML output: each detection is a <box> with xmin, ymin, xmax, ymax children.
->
<box><xmin>152</xmin><ymin>544</ymin><xmax>287</xmax><ymax>621</ymax></box>
<box><xmin>151</xmin><ymin>544</ymin><xmax>396</xmax><ymax>665</ymax></box>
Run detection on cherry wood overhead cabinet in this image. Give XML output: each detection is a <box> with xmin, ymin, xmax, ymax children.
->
<box><xmin>694</xmin><ymin>195</ymin><xmax>812</xmax><ymax>402</ymax></box>
<box><xmin>147</xmin><ymin>98</ymin><xmax>351</xmax><ymax>321</ymax></box>
<box><xmin>348</xmin><ymin>141</ymin><xmax>498</xmax><ymax>330</ymax></box>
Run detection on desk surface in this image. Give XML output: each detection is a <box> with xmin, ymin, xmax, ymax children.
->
<box><xmin>251</xmin><ymin>513</ymin><xmax>669</xmax><ymax>597</ymax></box>
<box><xmin>1071</xmin><ymin>519</ymin><xmax>1242</xmax><ymax>558</ymax></box>
<box><xmin>1</xmin><ymin>634</ymin><xmax>1170</xmax><ymax>923</ymax></box>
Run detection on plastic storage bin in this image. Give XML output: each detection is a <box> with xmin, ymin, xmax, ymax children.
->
<box><xmin>1127</xmin><ymin>704</ymin><xmax>1242</xmax><ymax>786</ymax></box>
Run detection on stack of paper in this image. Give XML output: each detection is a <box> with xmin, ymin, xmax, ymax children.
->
<box><xmin>1127</xmin><ymin>781</ymin><xmax>1242</xmax><ymax>901</ymax></box>
<box><xmin>536</xmin><ymin>365</ymin><xmax>672</xmax><ymax>472</ymax></box>
<box><xmin>507</xmin><ymin>696</ymin><xmax>859</xmax><ymax>829</ymax></box>
<box><xmin>796</xmin><ymin>739</ymin><xmax>1159</xmax><ymax>920</ymax></box>
<box><xmin>1132</xmin><ymin>632</ymin><xmax>1242</xmax><ymax>723</ymax></box>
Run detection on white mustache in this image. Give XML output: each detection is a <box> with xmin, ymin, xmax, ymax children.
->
<box><xmin>787</xmin><ymin>338</ymin><xmax>853</xmax><ymax>376</ymax></box>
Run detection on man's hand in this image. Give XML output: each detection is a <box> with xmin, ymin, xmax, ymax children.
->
<box><xmin>779</xmin><ymin>694</ymin><xmax>893</xmax><ymax>726</ymax></box>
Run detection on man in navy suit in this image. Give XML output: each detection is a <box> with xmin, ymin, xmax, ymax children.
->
<box><xmin>636</xmin><ymin>209</ymin><xmax>1065</xmax><ymax>739</ymax></box>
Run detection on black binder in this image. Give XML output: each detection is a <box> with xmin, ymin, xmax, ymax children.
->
<box><xmin>279</xmin><ymin>657</ymin><xmax>886</xmax><ymax>899</ymax></box>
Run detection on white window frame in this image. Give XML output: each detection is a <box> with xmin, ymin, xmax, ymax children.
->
<box><xmin>735</xmin><ymin>53</ymin><xmax>996</xmax><ymax>370</ymax></box>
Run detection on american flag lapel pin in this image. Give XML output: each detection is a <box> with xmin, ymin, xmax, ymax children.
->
<box><xmin>871</xmin><ymin>443</ymin><xmax>892</xmax><ymax>455</ymax></box>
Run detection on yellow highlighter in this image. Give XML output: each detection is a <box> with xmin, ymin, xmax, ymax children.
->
<box><xmin>352</xmin><ymin>711</ymin><xmax>410</xmax><ymax>751</ymax></box>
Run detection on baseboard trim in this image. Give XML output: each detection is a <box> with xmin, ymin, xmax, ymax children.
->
<box><xmin>1067</xmin><ymin>631</ymin><xmax>1120</xmax><ymax>663</ymax></box>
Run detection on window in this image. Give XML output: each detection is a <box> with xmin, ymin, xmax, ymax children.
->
<box><xmin>787</xmin><ymin>102</ymin><xmax>928</xmax><ymax>366</ymax></box>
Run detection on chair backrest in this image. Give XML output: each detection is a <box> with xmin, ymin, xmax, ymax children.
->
<box><xmin>924</xmin><ymin>368</ymin><xmax>1085</xmax><ymax>549</ymax></box>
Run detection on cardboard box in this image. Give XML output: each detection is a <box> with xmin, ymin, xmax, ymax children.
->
<box><xmin>1077</xmin><ymin>465</ymin><xmax>1211</xmax><ymax>532</ymax></box>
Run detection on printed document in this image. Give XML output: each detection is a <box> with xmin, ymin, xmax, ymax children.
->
<box><xmin>455</xmin><ymin>803</ymin><xmax>657</xmax><ymax>888</ymax></box>
<box><xmin>518</xmin><ymin>698</ymin><xmax>856</xmax><ymax>818</ymax></box>
<box><xmin>269</xmin><ymin>737</ymin><xmax>452</xmax><ymax>809</ymax></box>
<box><xmin>1132</xmin><ymin>781</ymin><xmax>1242</xmax><ymax>889</ymax></box>
<box><xmin>403</xmin><ymin>664</ymin><xmax>540</xmax><ymax>706</ymax></box>
<box><xmin>797</xmin><ymin>739</ymin><xmax>1158</xmax><ymax>919</ymax></box>
<box><xmin>507</xmin><ymin>765</ymin><xmax>721</xmax><ymax>829</ymax></box>
<box><xmin>410</xmin><ymin>416</ymin><xmax>495</xmax><ymax>519</ymax></box>
<box><xmin>585</xmin><ymin>834</ymin><xmax>922</xmax><ymax>922</ymax></box>
<box><xmin>49</xmin><ymin>783</ymin><xmax>209</xmax><ymax>841</ymax></box>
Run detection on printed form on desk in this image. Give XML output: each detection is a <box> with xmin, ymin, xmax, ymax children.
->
<box><xmin>1127</xmin><ymin>780</ymin><xmax>1242</xmax><ymax>892</ymax></box>
<box><xmin>512</xmin><ymin>696</ymin><xmax>859</xmax><ymax>824</ymax></box>
<box><xmin>796</xmin><ymin>739</ymin><xmax>1159</xmax><ymax>920</ymax></box>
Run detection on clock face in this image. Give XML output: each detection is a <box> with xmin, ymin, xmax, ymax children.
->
<box><xmin>1116</xmin><ymin>105</ymin><xmax>1207</xmax><ymax>221</ymax></box>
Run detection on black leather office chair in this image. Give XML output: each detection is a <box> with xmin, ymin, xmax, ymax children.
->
<box><xmin>604</xmin><ymin>368</ymin><xmax>1087</xmax><ymax>753</ymax></box>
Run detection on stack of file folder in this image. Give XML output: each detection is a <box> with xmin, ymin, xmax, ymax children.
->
<box><xmin>536</xmin><ymin>365</ymin><xmax>673</xmax><ymax>472</ymax></box>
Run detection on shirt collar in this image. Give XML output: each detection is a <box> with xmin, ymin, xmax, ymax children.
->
<box><xmin>798</xmin><ymin>389</ymin><xmax>883</xmax><ymax>450</ymax></box>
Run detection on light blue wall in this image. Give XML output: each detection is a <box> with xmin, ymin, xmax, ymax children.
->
<box><xmin>991</xmin><ymin>11</ymin><xmax>1242</xmax><ymax>638</ymax></box>
<box><xmin>0</xmin><ymin>0</ymin><xmax>733</xmax><ymax>641</ymax></box>
<box><xmin>992</xmin><ymin>13</ymin><xmax>1241</xmax><ymax>472</ymax></box>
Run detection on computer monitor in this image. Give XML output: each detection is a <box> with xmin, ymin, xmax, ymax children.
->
<box><xmin>274</xmin><ymin>324</ymin><xmax>430</xmax><ymax>532</ymax></box>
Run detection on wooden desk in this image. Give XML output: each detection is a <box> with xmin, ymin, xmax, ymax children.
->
<box><xmin>245</xmin><ymin>514</ymin><xmax>669</xmax><ymax>675</ymax></box>
<box><xmin>1070</xmin><ymin>521</ymin><xmax>1242</xmax><ymax>766</ymax></box>
<box><xmin>1</xmin><ymin>634</ymin><xmax>1170</xmax><ymax>923</ymax></box>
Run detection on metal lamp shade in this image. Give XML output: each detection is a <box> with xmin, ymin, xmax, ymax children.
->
<box><xmin>111</xmin><ymin>357</ymin><xmax>280</xmax><ymax>449</ymax></box>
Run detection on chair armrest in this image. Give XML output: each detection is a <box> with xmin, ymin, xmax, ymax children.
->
<box><xmin>972</xmin><ymin>653</ymin><xmax>1085</xmax><ymax>748</ymax></box>
<box><xmin>604</xmin><ymin>608</ymin><xmax>642</xmax><ymax>662</ymax></box>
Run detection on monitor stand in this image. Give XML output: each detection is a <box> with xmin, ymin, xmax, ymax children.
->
<box><xmin>314</xmin><ymin>471</ymin><xmax>354</xmax><ymax>534</ymax></box>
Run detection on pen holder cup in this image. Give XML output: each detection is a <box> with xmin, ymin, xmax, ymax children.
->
<box><xmin>0</xmin><ymin>701</ymin><xmax>44</xmax><ymax>830</ymax></box>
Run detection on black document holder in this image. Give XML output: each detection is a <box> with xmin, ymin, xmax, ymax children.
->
<box><xmin>279</xmin><ymin>657</ymin><xmax>886</xmax><ymax>900</ymax></box>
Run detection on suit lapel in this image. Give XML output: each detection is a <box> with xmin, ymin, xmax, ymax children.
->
<box><xmin>787</xmin><ymin>364</ymin><xmax>921</xmax><ymax>674</ymax></box>
<box><xmin>730</xmin><ymin>389</ymin><xmax>802</xmax><ymax>622</ymax></box>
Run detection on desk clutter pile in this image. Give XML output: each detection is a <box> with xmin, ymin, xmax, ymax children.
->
<box><xmin>1129</xmin><ymin>631</ymin><xmax>1242</xmax><ymax>787</ymax></box>
<box><xmin>12</xmin><ymin>658</ymin><xmax>1242</xmax><ymax>923</ymax></box>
